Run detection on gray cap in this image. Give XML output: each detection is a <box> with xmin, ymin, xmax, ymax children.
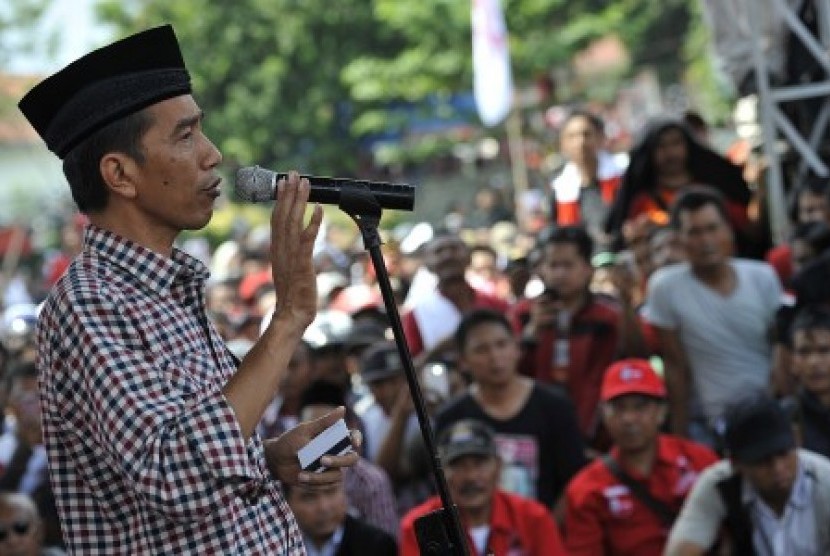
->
<box><xmin>437</xmin><ymin>420</ymin><xmax>499</xmax><ymax>464</ymax></box>
<box><xmin>360</xmin><ymin>341</ymin><xmax>404</xmax><ymax>383</ymax></box>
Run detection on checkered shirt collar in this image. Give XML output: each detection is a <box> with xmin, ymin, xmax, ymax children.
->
<box><xmin>83</xmin><ymin>224</ymin><xmax>210</xmax><ymax>292</ymax></box>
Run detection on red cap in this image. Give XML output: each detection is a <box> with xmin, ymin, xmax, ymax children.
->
<box><xmin>600</xmin><ymin>358</ymin><xmax>666</xmax><ymax>402</ymax></box>
<box><xmin>239</xmin><ymin>269</ymin><xmax>273</xmax><ymax>303</ymax></box>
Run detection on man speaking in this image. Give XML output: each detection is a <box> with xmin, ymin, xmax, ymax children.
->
<box><xmin>19</xmin><ymin>24</ymin><xmax>358</xmax><ymax>553</ymax></box>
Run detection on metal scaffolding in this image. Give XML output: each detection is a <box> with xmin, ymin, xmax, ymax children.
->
<box><xmin>749</xmin><ymin>0</ymin><xmax>830</xmax><ymax>243</ymax></box>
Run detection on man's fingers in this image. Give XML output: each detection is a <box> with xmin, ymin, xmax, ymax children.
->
<box><xmin>303</xmin><ymin>406</ymin><xmax>346</xmax><ymax>437</ymax></box>
<box><xmin>320</xmin><ymin>450</ymin><xmax>359</xmax><ymax>470</ymax></box>
<box><xmin>298</xmin><ymin>467</ymin><xmax>345</xmax><ymax>487</ymax></box>
<box><xmin>289</xmin><ymin>176</ymin><xmax>310</xmax><ymax>229</ymax></box>
<box><xmin>297</xmin><ymin>448</ymin><xmax>359</xmax><ymax>486</ymax></box>
<box><xmin>349</xmin><ymin>428</ymin><xmax>362</xmax><ymax>449</ymax></box>
<box><xmin>283</xmin><ymin>172</ymin><xmax>306</xmax><ymax>245</ymax></box>
<box><xmin>272</xmin><ymin>176</ymin><xmax>289</xmax><ymax>232</ymax></box>
<box><xmin>299</xmin><ymin>203</ymin><xmax>323</xmax><ymax>254</ymax></box>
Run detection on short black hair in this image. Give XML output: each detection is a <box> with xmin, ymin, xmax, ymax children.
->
<box><xmin>789</xmin><ymin>175</ymin><xmax>829</xmax><ymax>222</ymax></box>
<box><xmin>455</xmin><ymin>309</ymin><xmax>513</xmax><ymax>351</ymax></box>
<box><xmin>682</xmin><ymin>110</ymin><xmax>707</xmax><ymax>134</ymax></box>
<box><xmin>561</xmin><ymin>108</ymin><xmax>604</xmax><ymax>135</ymax></box>
<box><xmin>299</xmin><ymin>380</ymin><xmax>346</xmax><ymax>413</ymax></box>
<box><xmin>670</xmin><ymin>186</ymin><xmax>731</xmax><ymax>230</ymax></box>
<box><xmin>62</xmin><ymin>107</ymin><xmax>153</xmax><ymax>213</ymax></box>
<box><xmin>541</xmin><ymin>225</ymin><xmax>593</xmax><ymax>263</ymax></box>
<box><xmin>3</xmin><ymin>360</ymin><xmax>37</xmax><ymax>395</ymax></box>
<box><xmin>790</xmin><ymin>305</ymin><xmax>830</xmax><ymax>340</ymax></box>
<box><xmin>792</xmin><ymin>221</ymin><xmax>830</xmax><ymax>253</ymax></box>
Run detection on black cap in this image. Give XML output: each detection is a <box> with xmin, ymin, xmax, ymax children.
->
<box><xmin>18</xmin><ymin>24</ymin><xmax>192</xmax><ymax>158</ymax></box>
<box><xmin>724</xmin><ymin>393</ymin><xmax>796</xmax><ymax>464</ymax></box>
<box><xmin>346</xmin><ymin>321</ymin><xmax>387</xmax><ymax>352</ymax></box>
<box><xmin>437</xmin><ymin>420</ymin><xmax>499</xmax><ymax>464</ymax></box>
<box><xmin>360</xmin><ymin>341</ymin><xmax>403</xmax><ymax>383</ymax></box>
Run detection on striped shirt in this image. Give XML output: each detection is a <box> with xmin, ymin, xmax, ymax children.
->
<box><xmin>36</xmin><ymin>225</ymin><xmax>304</xmax><ymax>554</ymax></box>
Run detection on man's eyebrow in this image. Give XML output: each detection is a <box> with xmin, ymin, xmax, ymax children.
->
<box><xmin>172</xmin><ymin>111</ymin><xmax>204</xmax><ymax>136</ymax></box>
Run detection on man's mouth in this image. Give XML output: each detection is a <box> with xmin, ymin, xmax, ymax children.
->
<box><xmin>458</xmin><ymin>484</ymin><xmax>485</xmax><ymax>497</ymax></box>
<box><xmin>203</xmin><ymin>178</ymin><xmax>222</xmax><ymax>196</ymax></box>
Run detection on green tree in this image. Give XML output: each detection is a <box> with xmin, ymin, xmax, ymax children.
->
<box><xmin>343</xmin><ymin>0</ymin><xmax>707</xmax><ymax>137</ymax></box>
<box><xmin>97</xmin><ymin>0</ymin><xmax>401</xmax><ymax>175</ymax></box>
<box><xmin>0</xmin><ymin>0</ymin><xmax>50</xmax><ymax>67</ymax></box>
<box><xmin>96</xmin><ymin>0</ymin><xmax>720</xmax><ymax>174</ymax></box>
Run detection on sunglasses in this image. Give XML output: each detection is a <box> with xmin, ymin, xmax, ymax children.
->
<box><xmin>0</xmin><ymin>520</ymin><xmax>31</xmax><ymax>541</ymax></box>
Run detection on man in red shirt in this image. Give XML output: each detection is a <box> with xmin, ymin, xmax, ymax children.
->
<box><xmin>564</xmin><ymin>358</ymin><xmax>718</xmax><ymax>555</ymax></box>
<box><xmin>510</xmin><ymin>225</ymin><xmax>649</xmax><ymax>447</ymax></box>
<box><xmin>400</xmin><ymin>419</ymin><xmax>566</xmax><ymax>556</ymax></box>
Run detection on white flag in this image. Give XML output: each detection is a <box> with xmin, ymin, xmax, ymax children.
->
<box><xmin>472</xmin><ymin>0</ymin><xmax>513</xmax><ymax>127</ymax></box>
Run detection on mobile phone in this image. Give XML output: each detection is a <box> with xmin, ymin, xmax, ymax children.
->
<box><xmin>422</xmin><ymin>363</ymin><xmax>450</xmax><ymax>400</ymax></box>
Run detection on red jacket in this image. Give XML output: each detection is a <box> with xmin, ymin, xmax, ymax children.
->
<box><xmin>509</xmin><ymin>294</ymin><xmax>626</xmax><ymax>439</ymax></box>
<box><xmin>564</xmin><ymin>435</ymin><xmax>718</xmax><ymax>555</ymax></box>
<box><xmin>400</xmin><ymin>490</ymin><xmax>566</xmax><ymax>556</ymax></box>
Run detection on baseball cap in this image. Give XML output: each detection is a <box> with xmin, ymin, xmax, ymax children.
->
<box><xmin>600</xmin><ymin>358</ymin><xmax>666</xmax><ymax>402</ymax></box>
<box><xmin>345</xmin><ymin>321</ymin><xmax>387</xmax><ymax>353</ymax></box>
<box><xmin>359</xmin><ymin>341</ymin><xmax>404</xmax><ymax>383</ymax></box>
<box><xmin>437</xmin><ymin>420</ymin><xmax>499</xmax><ymax>464</ymax></box>
<box><xmin>724</xmin><ymin>393</ymin><xmax>796</xmax><ymax>464</ymax></box>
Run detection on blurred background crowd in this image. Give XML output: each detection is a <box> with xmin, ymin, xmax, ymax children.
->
<box><xmin>2</xmin><ymin>0</ymin><xmax>830</xmax><ymax>554</ymax></box>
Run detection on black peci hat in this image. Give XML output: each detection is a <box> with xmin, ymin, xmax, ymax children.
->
<box><xmin>18</xmin><ymin>24</ymin><xmax>192</xmax><ymax>158</ymax></box>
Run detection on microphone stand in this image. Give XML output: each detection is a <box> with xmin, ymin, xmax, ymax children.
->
<box><xmin>337</xmin><ymin>187</ymin><xmax>469</xmax><ymax>556</ymax></box>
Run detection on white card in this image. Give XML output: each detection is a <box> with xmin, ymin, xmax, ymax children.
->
<box><xmin>297</xmin><ymin>418</ymin><xmax>353</xmax><ymax>473</ymax></box>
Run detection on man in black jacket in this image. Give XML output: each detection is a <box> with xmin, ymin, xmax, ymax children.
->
<box><xmin>285</xmin><ymin>478</ymin><xmax>397</xmax><ymax>555</ymax></box>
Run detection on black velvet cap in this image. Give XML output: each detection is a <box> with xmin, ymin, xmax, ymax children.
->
<box><xmin>18</xmin><ymin>24</ymin><xmax>191</xmax><ymax>158</ymax></box>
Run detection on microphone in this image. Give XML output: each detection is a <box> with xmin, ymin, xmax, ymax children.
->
<box><xmin>235</xmin><ymin>166</ymin><xmax>415</xmax><ymax>212</ymax></box>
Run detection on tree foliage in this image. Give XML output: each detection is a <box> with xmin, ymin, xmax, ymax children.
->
<box><xmin>95</xmin><ymin>0</ymin><xmax>710</xmax><ymax>174</ymax></box>
<box><xmin>97</xmin><ymin>0</ymin><xmax>401</xmax><ymax>174</ymax></box>
<box><xmin>0</xmin><ymin>0</ymin><xmax>50</xmax><ymax>66</ymax></box>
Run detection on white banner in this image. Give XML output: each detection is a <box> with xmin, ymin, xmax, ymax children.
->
<box><xmin>472</xmin><ymin>0</ymin><xmax>514</xmax><ymax>127</ymax></box>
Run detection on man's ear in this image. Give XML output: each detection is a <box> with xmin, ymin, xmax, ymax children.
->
<box><xmin>99</xmin><ymin>152</ymin><xmax>139</xmax><ymax>201</ymax></box>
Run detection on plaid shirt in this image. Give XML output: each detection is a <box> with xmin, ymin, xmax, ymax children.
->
<box><xmin>36</xmin><ymin>225</ymin><xmax>305</xmax><ymax>555</ymax></box>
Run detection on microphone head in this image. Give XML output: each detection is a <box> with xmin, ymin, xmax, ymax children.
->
<box><xmin>235</xmin><ymin>166</ymin><xmax>275</xmax><ymax>202</ymax></box>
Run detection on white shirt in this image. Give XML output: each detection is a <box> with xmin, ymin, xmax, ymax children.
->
<box><xmin>744</xmin><ymin>459</ymin><xmax>820</xmax><ymax>556</ymax></box>
<box><xmin>469</xmin><ymin>524</ymin><xmax>491</xmax><ymax>556</ymax></box>
<box><xmin>303</xmin><ymin>525</ymin><xmax>344</xmax><ymax>556</ymax></box>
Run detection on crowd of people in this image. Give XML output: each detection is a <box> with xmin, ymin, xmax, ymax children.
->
<box><xmin>2</xmin><ymin>22</ymin><xmax>830</xmax><ymax>556</ymax></box>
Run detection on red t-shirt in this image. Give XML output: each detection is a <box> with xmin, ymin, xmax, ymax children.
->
<box><xmin>400</xmin><ymin>490</ymin><xmax>567</xmax><ymax>556</ymax></box>
<box><xmin>564</xmin><ymin>435</ymin><xmax>718</xmax><ymax>556</ymax></box>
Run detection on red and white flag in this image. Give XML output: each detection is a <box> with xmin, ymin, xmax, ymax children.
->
<box><xmin>472</xmin><ymin>0</ymin><xmax>513</xmax><ymax>127</ymax></box>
